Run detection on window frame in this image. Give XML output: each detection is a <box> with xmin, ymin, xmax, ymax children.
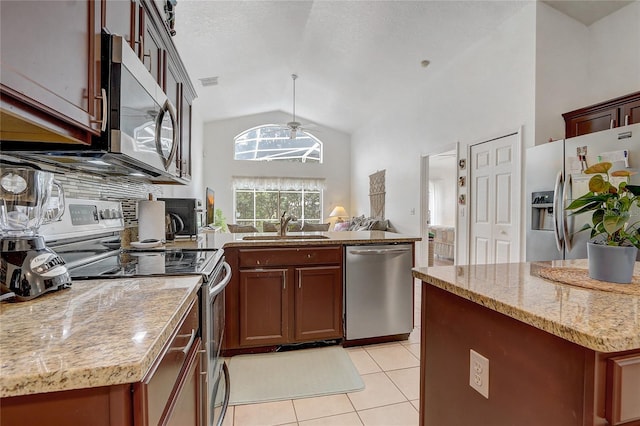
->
<box><xmin>233</xmin><ymin>124</ymin><xmax>323</xmax><ymax>163</ymax></box>
<box><xmin>233</xmin><ymin>188</ymin><xmax>324</xmax><ymax>229</ymax></box>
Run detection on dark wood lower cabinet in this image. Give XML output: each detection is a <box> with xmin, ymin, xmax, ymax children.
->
<box><xmin>239</xmin><ymin>268</ymin><xmax>289</xmax><ymax>346</ymax></box>
<box><xmin>420</xmin><ymin>283</ymin><xmax>640</xmax><ymax>426</ymax></box>
<box><xmin>0</xmin><ymin>385</ymin><xmax>133</xmax><ymax>426</ymax></box>
<box><xmin>0</xmin><ymin>298</ymin><xmax>200</xmax><ymax>426</ymax></box>
<box><xmin>294</xmin><ymin>266</ymin><xmax>342</xmax><ymax>341</ymax></box>
<box><xmin>225</xmin><ymin>246</ymin><xmax>343</xmax><ymax>353</ymax></box>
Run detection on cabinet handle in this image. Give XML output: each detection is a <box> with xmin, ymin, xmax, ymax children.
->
<box><xmin>90</xmin><ymin>88</ymin><xmax>107</xmax><ymax>132</ymax></box>
<box><xmin>283</xmin><ymin>271</ymin><xmax>286</xmax><ymax>290</ymax></box>
<box><xmin>610</xmin><ymin>119</ymin><xmax>616</xmax><ymax>129</ymax></box>
<box><xmin>298</xmin><ymin>274</ymin><xmax>301</xmax><ymax>289</ymax></box>
<box><xmin>171</xmin><ymin>329</ymin><xmax>196</xmax><ymax>355</ymax></box>
<box><xmin>625</xmin><ymin>115</ymin><xmax>630</xmax><ymax>126</ymax></box>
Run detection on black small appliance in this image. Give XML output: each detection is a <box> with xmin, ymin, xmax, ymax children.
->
<box><xmin>158</xmin><ymin>198</ymin><xmax>200</xmax><ymax>237</ymax></box>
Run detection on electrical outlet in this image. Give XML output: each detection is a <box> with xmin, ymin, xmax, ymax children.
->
<box><xmin>469</xmin><ymin>349</ymin><xmax>489</xmax><ymax>398</ymax></box>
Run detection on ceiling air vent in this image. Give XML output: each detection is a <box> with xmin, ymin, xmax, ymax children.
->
<box><xmin>199</xmin><ymin>76</ymin><xmax>219</xmax><ymax>87</ymax></box>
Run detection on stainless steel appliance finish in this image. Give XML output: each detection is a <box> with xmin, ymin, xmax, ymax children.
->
<box><xmin>38</xmin><ymin>198</ymin><xmax>231</xmax><ymax>426</ymax></box>
<box><xmin>202</xmin><ymin>259</ymin><xmax>231</xmax><ymax>426</ymax></box>
<box><xmin>526</xmin><ymin>123</ymin><xmax>640</xmax><ymax>261</ymax></box>
<box><xmin>2</xmin><ymin>34</ymin><xmax>184</xmax><ymax>184</ymax></box>
<box><xmin>344</xmin><ymin>244</ymin><xmax>414</xmax><ymax>341</ymax></box>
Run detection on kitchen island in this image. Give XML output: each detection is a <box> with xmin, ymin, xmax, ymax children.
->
<box><xmin>413</xmin><ymin>260</ymin><xmax>640</xmax><ymax>426</ymax></box>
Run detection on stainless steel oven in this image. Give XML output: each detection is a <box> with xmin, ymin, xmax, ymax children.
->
<box><xmin>202</xmin><ymin>259</ymin><xmax>231</xmax><ymax>426</ymax></box>
<box><xmin>38</xmin><ymin>198</ymin><xmax>232</xmax><ymax>426</ymax></box>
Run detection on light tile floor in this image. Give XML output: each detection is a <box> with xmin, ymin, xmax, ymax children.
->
<box><xmin>223</xmin><ymin>283</ymin><xmax>422</xmax><ymax>426</ymax></box>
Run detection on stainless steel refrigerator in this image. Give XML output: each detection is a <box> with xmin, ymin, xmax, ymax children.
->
<box><xmin>526</xmin><ymin>123</ymin><xmax>640</xmax><ymax>261</ymax></box>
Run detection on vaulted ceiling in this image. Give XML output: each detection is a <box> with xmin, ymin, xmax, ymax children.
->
<box><xmin>173</xmin><ymin>0</ymin><xmax>632</xmax><ymax>135</ymax></box>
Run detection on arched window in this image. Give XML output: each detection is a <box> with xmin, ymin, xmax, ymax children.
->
<box><xmin>234</xmin><ymin>124</ymin><xmax>322</xmax><ymax>163</ymax></box>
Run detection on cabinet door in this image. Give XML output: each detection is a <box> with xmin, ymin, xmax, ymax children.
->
<box><xmin>565</xmin><ymin>106</ymin><xmax>618</xmax><ymax>138</ymax></box>
<box><xmin>179</xmin><ymin>87</ymin><xmax>193</xmax><ymax>180</ymax></box>
<box><xmin>294</xmin><ymin>266</ymin><xmax>343</xmax><ymax>341</ymax></box>
<box><xmin>164</xmin><ymin>338</ymin><xmax>202</xmax><ymax>426</ymax></box>
<box><xmin>0</xmin><ymin>0</ymin><xmax>102</xmax><ymax>143</ymax></box>
<box><xmin>239</xmin><ymin>269</ymin><xmax>289</xmax><ymax>346</ymax></box>
<box><xmin>102</xmin><ymin>0</ymin><xmax>137</xmax><ymax>52</ymax></box>
<box><xmin>140</xmin><ymin>3</ymin><xmax>164</xmax><ymax>85</ymax></box>
<box><xmin>621</xmin><ymin>99</ymin><xmax>640</xmax><ymax>126</ymax></box>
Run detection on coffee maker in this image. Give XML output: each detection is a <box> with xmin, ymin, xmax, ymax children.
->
<box><xmin>0</xmin><ymin>164</ymin><xmax>72</xmax><ymax>301</ymax></box>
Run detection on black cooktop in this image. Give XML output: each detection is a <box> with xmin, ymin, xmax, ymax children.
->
<box><xmin>63</xmin><ymin>248</ymin><xmax>222</xmax><ymax>281</ymax></box>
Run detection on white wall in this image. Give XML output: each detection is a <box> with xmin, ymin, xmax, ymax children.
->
<box><xmin>201</xmin><ymin>111</ymin><xmax>351</xmax><ymax>224</ymax></box>
<box><xmin>534</xmin><ymin>1</ymin><xmax>640</xmax><ymax>146</ymax></box>
<box><xmin>586</xmin><ymin>1</ymin><xmax>640</xmax><ymax>105</ymax></box>
<box><xmin>534</xmin><ymin>2</ymin><xmax>589</xmax><ymax>146</ymax></box>
<box><xmin>350</xmin><ymin>2</ymin><xmax>537</xmax><ymax>253</ymax></box>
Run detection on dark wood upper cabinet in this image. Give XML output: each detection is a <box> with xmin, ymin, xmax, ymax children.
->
<box><xmin>102</xmin><ymin>0</ymin><xmax>138</xmax><ymax>54</ymax></box>
<box><xmin>563</xmin><ymin>91</ymin><xmax>640</xmax><ymax>138</ymax></box>
<box><xmin>0</xmin><ymin>0</ymin><xmax>102</xmax><ymax>144</ymax></box>
<box><xmin>1</xmin><ymin>0</ymin><xmax>196</xmax><ymax>182</ymax></box>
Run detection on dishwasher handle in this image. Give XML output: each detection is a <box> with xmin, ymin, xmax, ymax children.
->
<box><xmin>349</xmin><ymin>247</ymin><xmax>412</xmax><ymax>255</ymax></box>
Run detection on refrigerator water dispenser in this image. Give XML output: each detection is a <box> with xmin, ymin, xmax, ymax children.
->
<box><xmin>531</xmin><ymin>191</ymin><xmax>555</xmax><ymax>231</ymax></box>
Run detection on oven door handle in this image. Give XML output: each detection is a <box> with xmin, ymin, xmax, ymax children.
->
<box><xmin>216</xmin><ymin>361</ymin><xmax>231</xmax><ymax>426</ymax></box>
<box><xmin>209</xmin><ymin>262</ymin><xmax>232</xmax><ymax>297</ymax></box>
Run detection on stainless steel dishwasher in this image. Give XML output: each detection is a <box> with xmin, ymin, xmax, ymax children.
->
<box><xmin>344</xmin><ymin>244</ymin><xmax>414</xmax><ymax>340</ymax></box>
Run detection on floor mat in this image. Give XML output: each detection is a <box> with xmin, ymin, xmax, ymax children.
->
<box><xmin>227</xmin><ymin>345</ymin><xmax>364</xmax><ymax>405</ymax></box>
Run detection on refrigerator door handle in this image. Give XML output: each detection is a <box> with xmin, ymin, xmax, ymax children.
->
<box><xmin>562</xmin><ymin>173</ymin><xmax>573</xmax><ymax>252</ymax></box>
<box><xmin>553</xmin><ymin>171</ymin><xmax>564</xmax><ymax>252</ymax></box>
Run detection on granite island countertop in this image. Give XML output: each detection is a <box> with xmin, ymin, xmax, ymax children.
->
<box><xmin>413</xmin><ymin>259</ymin><xmax>640</xmax><ymax>353</ymax></box>
<box><xmin>0</xmin><ymin>275</ymin><xmax>201</xmax><ymax>398</ymax></box>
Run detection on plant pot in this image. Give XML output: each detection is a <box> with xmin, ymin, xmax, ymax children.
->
<box><xmin>587</xmin><ymin>242</ymin><xmax>638</xmax><ymax>284</ymax></box>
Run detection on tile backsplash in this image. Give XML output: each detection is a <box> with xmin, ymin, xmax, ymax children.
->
<box><xmin>55</xmin><ymin>171</ymin><xmax>164</xmax><ymax>228</ymax></box>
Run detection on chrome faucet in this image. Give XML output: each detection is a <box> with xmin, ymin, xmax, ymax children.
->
<box><xmin>279</xmin><ymin>211</ymin><xmax>297</xmax><ymax>236</ymax></box>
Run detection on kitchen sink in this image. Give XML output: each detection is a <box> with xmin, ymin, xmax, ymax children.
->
<box><xmin>242</xmin><ymin>235</ymin><xmax>330</xmax><ymax>241</ymax></box>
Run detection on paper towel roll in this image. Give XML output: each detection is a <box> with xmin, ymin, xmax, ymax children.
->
<box><xmin>138</xmin><ymin>200</ymin><xmax>165</xmax><ymax>242</ymax></box>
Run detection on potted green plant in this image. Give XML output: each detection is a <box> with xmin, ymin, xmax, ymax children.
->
<box><xmin>213</xmin><ymin>208</ymin><xmax>228</xmax><ymax>232</ymax></box>
<box><xmin>566</xmin><ymin>162</ymin><xmax>640</xmax><ymax>283</ymax></box>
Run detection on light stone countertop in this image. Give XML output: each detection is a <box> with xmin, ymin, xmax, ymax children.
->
<box><xmin>162</xmin><ymin>230</ymin><xmax>421</xmax><ymax>250</ymax></box>
<box><xmin>413</xmin><ymin>259</ymin><xmax>640</xmax><ymax>353</ymax></box>
<box><xmin>0</xmin><ymin>275</ymin><xmax>201</xmax><ymax>398</ymax></box>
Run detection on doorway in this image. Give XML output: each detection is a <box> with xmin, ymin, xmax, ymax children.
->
<box><xmin>419</xmin><ymin>145</ymin><xmax>458</xmax><ymax>267</ymax></box>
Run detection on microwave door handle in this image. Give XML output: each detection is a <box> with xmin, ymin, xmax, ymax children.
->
<box><xmin>91</xmin><ymin>88</ymin><xmax>108</xmax><ymax>132</ymax></box>
<box><xmin>562</xmin><ymin>173</ymin><xmax>573</xmax><ymax>252</ymax></box>
<box><xmin>553</xmin><ymin>171</ymin><xmax>564</xmax><ymax>252</ymax></box>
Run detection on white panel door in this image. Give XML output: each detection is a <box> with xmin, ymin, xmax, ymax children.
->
<box><xmin>469</xmin><ymin>133</ymin><xmax>520</xmax><ymax>265</ymax></box>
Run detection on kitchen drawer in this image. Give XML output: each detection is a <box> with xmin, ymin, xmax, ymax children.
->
<box><xmin>136</xmin><ymin>297</ymin><xmax>199</xmax><ymax>426</ymax></box>
<box><xmin>606</xmin><ymin>354</ymin><xmax>640</xmax><ymax>425</ymax></box>
<box><xmin>238</xmin><ymin>246</ymin><xmax>341</xmax><ymax>267</ymax></box>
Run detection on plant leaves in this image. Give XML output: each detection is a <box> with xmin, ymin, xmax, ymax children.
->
<box><xmin>625</xmin><ymin>184</ymin><xmax>640</xmax><ymax>196</ymax></box>
<box><xmin>611</xmin><ymin>170</ymin><xmax>635</xmax><ymax>177</ymax></box>
<box><xmin>584</xmin><ymin>162</ymin><xmax>611</xmax><ymax>174</ymax></box>
<box><xmin>588</xmin><ymin>174</ymin><xmax>608</xmax><ymax>193</ymax></box>
<box><xmin>603</xmin><ymin>211</ymin><xmax>629</xmax><ymax>235</ymax></box>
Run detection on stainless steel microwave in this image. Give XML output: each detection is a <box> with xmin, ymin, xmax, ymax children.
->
<box><xmin>2</xmin><ymin>33</ymin><xmax>185</xmax><ymax>184</ymax></box>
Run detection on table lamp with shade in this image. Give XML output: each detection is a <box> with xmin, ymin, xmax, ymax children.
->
<box><xmin>329</xmin><ymin>206</ymin><xmax>348</xmax><ymax>227</ymax></box>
